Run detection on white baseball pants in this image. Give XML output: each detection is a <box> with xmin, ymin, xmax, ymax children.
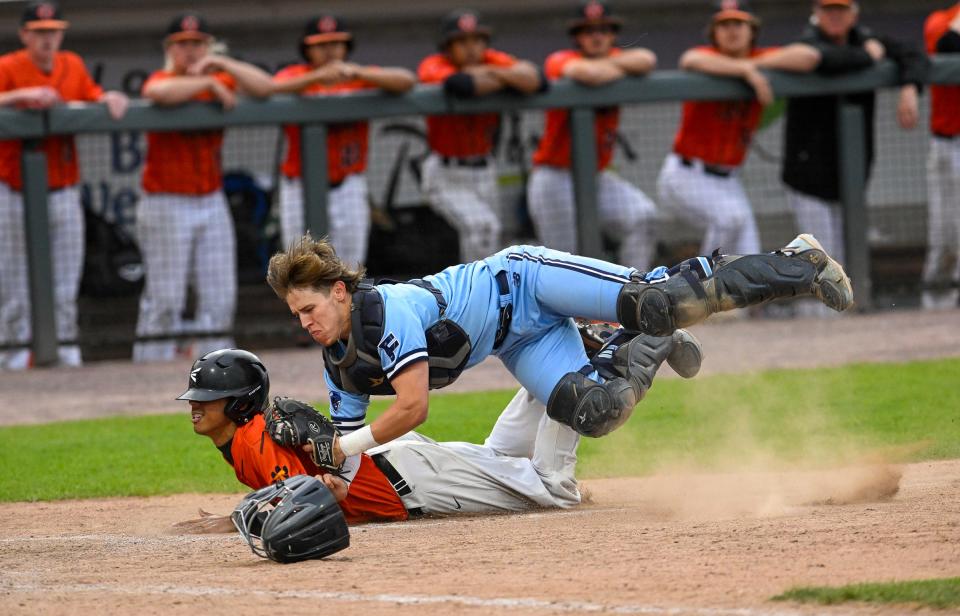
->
<box><xmin>657</xmin><ymin>153</ymin><xmax>760</xmax><ymax>255</ymax></box>
<box><xmin>0</xmin><ymin>183</ymin><xmax>84</xmax><ymax>369</ymax></box>
<box><xmin>133</xmin><ymin>191</ymin><xmax>237</xmax><ymax>362</ymax></box>
<box><xmin>421</xmin><ymin>153</ymin><xmax>502</xmax><ymax>263</ymax></box>
<box><xmin>279</xmin><ymin>174</ymin><xmax>370</xmax><ymax>267</ymax></box>
<box><xmin>922</xmin><ymin>137</ymin><xmax>960</xmax><ymax>310</ymax></box>
<box><xmin>527</xmin><ymin>165</ymin><xmax>656</xmax><ymax>271</ymax></box>
<box><xmin>370</xmin><ymin>388</ymin><xmax>581</xmax><ymax>515</ymax></box>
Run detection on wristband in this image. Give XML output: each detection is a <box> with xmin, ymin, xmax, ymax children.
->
<box><xmin>339</xmin><ymin>425</ymin><xmax>379</xmax><ymax>457</ymax></box>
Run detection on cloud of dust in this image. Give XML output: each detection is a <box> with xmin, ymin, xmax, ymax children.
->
<box><xmin>625</xmin><ymin>395</ymin><xmax>912</xmax><ymax>521</ymax></box>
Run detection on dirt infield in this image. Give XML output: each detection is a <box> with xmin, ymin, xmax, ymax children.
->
<box><xmin>1</xmin><ymin>460</ymin><xmax>958</xmax><ymax>615</ymax></box>
<box><xmin>2</xmin><ymin>309</ymin><xmax>959</xmax><ymax>615</ymax></box>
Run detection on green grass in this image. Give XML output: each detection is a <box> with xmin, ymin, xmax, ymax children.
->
<box><xmin>1</xmin><ymin>357</ymin><xmax>958</xmax><ymax>501</ymax></box>
<box><xmin>773</xmin><ymin>577</ymin><xmax>960</xmax><ymax>609</ymax></box>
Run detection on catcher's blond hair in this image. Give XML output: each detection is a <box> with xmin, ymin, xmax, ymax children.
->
<box><xmin>267</xmin><ymin>234</ymin><xmax>366</xmax><ymax>299</ymax></box>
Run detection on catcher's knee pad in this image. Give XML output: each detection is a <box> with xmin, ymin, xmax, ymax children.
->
<box><xmin>547</xmin><ymin>372</ymin><xmax>638</xmax><ymax>438</ymax></box>
<box><xmin>617</xmin><ymin>254</ymin><xmax>818</xmax><ymax>336</ymax></box>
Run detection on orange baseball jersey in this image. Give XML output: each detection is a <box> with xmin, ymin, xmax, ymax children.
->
<box><xmin>226</xmin><ymin>413</ymin><xmax>409</xmax><ymax>524</ymax></box>
<box><xmin>418</xmin><ymin>49</ymin><xmax>517</xmax><ymax>157</ymax></box>
<box><xmin>533</xmin><ymin>49</ymin><xmax>623</xmax><ymax>170</ymax></box>
<box><xmin>672</xmin><ymin>46</ymin><xmax>778</xmax><ymax>167</ymax></box>
<box><xmin>926</xmin><ymin>4</ymin><xmax>960</xmax><ymax>136</ymax></box>
<box><xmin>274</xmin><ymin>64</ymin><xmax>371</xmax><ymax>184</ymax></box>
<box><xmin>0</xmin><ymin>50</ymin><xmax>103</xmax><ymax>191</ymax></box>
<box><xmin>140</xmin><ymin>70</ymin><xmax>236</xmax><ymax>195</ymax></box>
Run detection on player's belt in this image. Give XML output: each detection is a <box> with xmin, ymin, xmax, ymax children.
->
<box><xmin>371</xmin><ymin>453</ymin><xmax>425</xmax><ymax>517</ymax></box>
<box><xmin>441</xmin><ymin>155</ymin><xmax>489</xmax><ymax>168</ymax></box>
<box><xmin>680</xmin><ymin>156</ymin><xmax>733</xmax><ymax>178</ymax></box>
<box><xmin>933</xmin><ymin>131</ymin><xmax>958</xmax><ymax>141</ymax></box>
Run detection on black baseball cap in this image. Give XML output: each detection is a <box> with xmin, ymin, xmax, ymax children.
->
<box><xmin>21</xmin><ymin>1</ymin><xmax>68</xmax><ymax>30</ymax></box>
<box><xmin>567</xmin><ymin>1</ymin><xmax>623</xmax><ymax>35</ymax></box>
<box><xmin>165</xmin><ymin>12</ymin><xmax>212</xmax><ymax>43</ymax></box>
<box><xmin>302</xmin><ymin>14</ymin><xmax>352</xmax><ymax>45</ymax></box>
<box><xmin>438</xmin><ymin>9</ymin><xmax>492</xmax><ymax>48</ymax></box>
<box><xmin>712</xmin><ymin>0</ymin><xmax>756</xmax><ymax>22</ymax></box>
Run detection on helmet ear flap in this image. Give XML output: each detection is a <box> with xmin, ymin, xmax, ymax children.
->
<box><xmin>223</xmin><ymin>397</ymin><xmax>248</xmax><ymax>425</ymax></box>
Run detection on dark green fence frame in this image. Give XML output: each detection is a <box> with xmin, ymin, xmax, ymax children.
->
<box><xmin>5</xmin><ymin>56</ymin><xmax>960</xmax><ymax>365</ymax></box>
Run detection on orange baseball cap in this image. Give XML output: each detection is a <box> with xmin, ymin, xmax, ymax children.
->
<box><xmin>816</xmin><ymin>0</ymin><xmax>855</xmax><ymax>7</ymax></box>
<box><xmin>21</xmin><ymin>1</ymin><xmax>68</xmax><ymax>31</ymax></box>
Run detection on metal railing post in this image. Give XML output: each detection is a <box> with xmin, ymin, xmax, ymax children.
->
<box><xmin>837</xmin><ymin>102</ymin><xmax>871</xmax><ymax>310</ymax></box>
<box><xmin>569</xmin><ymin>107</ymin><xmax>603</xmax><ymax>259</ymax></box>
<box><xmin>20</xmin><ymin>140</ymin><xmax>58</xmax><ymax>366</ymax></box>
<box><xmin>299</xmin><ymin>123</ymin><xmax>329</xmax><ymax>242</ymax></box>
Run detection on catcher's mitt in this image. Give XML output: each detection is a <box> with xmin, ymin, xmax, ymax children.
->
<box><xmin>265</xmin><ymin>397</ymin><xmax>342</xmax><ymax>472</ymax></box>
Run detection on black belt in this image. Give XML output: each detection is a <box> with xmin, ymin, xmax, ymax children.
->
<box><xmin>371</xmin><ymin>453</ymin><xmax>424</xmax><ymax>517</ymax></box>
<box><xmin>933</xmin><ymin>132</ymin><xmax>958</xmax><ymax>141</ymax></box>
<box><xmin>493</xmin><ymin>270</ymin><xmax>513</xmax><ymax>351</ymax></box>
<box><xmin>680</xmin><ymin>156</ymin><xmax>733</xmax><ymax>178</ymax></box>
<box><xmin>441</xmin><ymin>155</ymin><xmax>489</xmax><ymax>168</ymax></box>
<box><xmin>329</xmin><ymin>177</ymin><xmax>344</xmax><ymax>188</ymax></box>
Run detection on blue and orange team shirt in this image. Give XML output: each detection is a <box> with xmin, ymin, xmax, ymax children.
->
<box><xmin>0</xmin><ymin>50</ymin><xmax>103</xmax><ymax>190</ymax></box>
<box><xmin>418</xmin><ymin>49</ymin><xmax>517</xmax><ymax>158</ymax></box>
<box><xmin>532</xmin><ymin>48</ymin><xmax>622</xmax><ymax>171</ymax></box>
<box><xmin>140</xmin><ymin>70</ymin><xmax>236</xmax><ymax>195</ymax></box>
<box><xmin>273</xmin><ymin>63</ymin><xmax>373</xmax><ymax>184</ymax></box>
<box><xmin>672</xmin><ymin>46</ymin><xmax>779</xmax><ymax>167</ymax></box>
<box><xmin>926</xmin><ymin>5</ymin><xmax>960</xmax><ymax>137</ymax></box>
<box><xmin>228</xmin><ymin>413</ymin><xmax>408</xmax><ymax>523</ymax></box>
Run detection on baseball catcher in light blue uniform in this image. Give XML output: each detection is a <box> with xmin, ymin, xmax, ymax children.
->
<box><xmin>266</xmin><ymin>233</ymin><xmax>852</xmax><ymax>467</ymax></box>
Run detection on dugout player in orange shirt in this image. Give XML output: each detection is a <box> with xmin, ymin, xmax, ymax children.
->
<box><xmin>133</xmin><ymin>13</ymin><xmax>273</xmax><ymax>364</ymax></box>
<box><xmin>0</xmin><ymin>1</ymin><xmax>128</xmax><ymax>371</ymax></box>
<box><xmin>272</xmin><ymin>15</ymin><xmax>415</xmax><ymax>266</ymax></box>
<box><xmin>528</xmin><ymin>1</ymin><xmax>658</xmax><ymax>271</ymax></box>
<box><xmin>418</xmin><ymin>9</ymin><xmax>544</xmax><ymax>262</ymax></box>
<box><xmin>922</xmin><ymin>3</ymin><xmax>960</xmax><ymax>310</ymax></box>
<box><xmin>657</xmin><ymin>0</ymin><xmax>820</xmax><ymax>257</ymax></box>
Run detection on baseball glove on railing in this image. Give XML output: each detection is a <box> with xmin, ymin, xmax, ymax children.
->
<box><xmin>264</xmin><ymin>397</ymin><xmax>342</xmax><ymax>472</ymax></box>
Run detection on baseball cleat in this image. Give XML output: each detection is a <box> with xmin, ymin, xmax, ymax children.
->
<box><xmin>779</xmin><ymin>233</ymin><xmax>854</xmax><ymax>312</ymax></box>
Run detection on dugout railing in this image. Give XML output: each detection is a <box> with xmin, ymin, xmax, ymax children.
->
<box><xmin>3</xmin><ymin>55</ymin><xmax>960</xmax><ymax>365</ymax></box>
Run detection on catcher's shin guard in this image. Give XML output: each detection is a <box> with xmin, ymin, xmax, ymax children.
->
<box><xmin>616</xmin><ymin>233</ymin><xmax>854</xmax><ymax>336</ymax></box>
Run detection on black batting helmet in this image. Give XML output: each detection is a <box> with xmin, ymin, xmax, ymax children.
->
<box><xmin>176</xmin><ymin>348</ymin><xmax>269</xmax><ymax>426</ymax></box>
<box><xmin>231</xmin><ymin>475</ymin><xmax>350</xmax><ymax>563</ymax></box>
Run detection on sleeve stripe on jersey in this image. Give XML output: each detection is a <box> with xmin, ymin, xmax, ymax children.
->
<box><xmin>386</xmin><ymin>349</ymin><xmax>428</xmax><ymax>379</ymax></box>
<box><xmin>505</xmin><ymin>251</ymin><xmax>633</xmax><ymax>284</ymax></box>
<box><xmin>334</xmin><ymin>418</ymin><xmax>366</xmax><ymax>431</ymax></box>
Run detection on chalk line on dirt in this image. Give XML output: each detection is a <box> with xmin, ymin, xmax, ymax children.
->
<box><xmin>0</xmin><ymin>580</ymin><xmax>826</xmax><ymax>616</ymax></box>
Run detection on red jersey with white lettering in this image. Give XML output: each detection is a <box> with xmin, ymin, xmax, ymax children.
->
<box><xmin>672</xmin><ymin>46</ymin><xmax>778</xmax><ymax>167</ymax></box>
<box><xmin>274</xmin><ymin>64</ymin><xmax>372</xmax><ymax>184</ymax></box>
<box><xmin>926</xmin><ymin>4</ymin><xmax>960</xmax><ymax>137</ymax></box>
<box><xmin>418</xmin><ymin>49</ymin><xmax>517</xmax><ymax>157</ymax></box>
<box><xmin>140</xmin><ymin>70</ymin><xmax>236</xmax><ymax>195</ymax></box>
<box><xmin>0</xmin><ymin>50</ymin><xmax>103</xmax><ymax>191</ymax></box>
<box><xmin>532</xmin><ymin>48</ymin><xmax>622</xmax><ymax>170</ymax></box>
<box><xmin>227</xmin><ymin>413</ymin><xmax>409</xmax><ymax>524</ymax></box>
